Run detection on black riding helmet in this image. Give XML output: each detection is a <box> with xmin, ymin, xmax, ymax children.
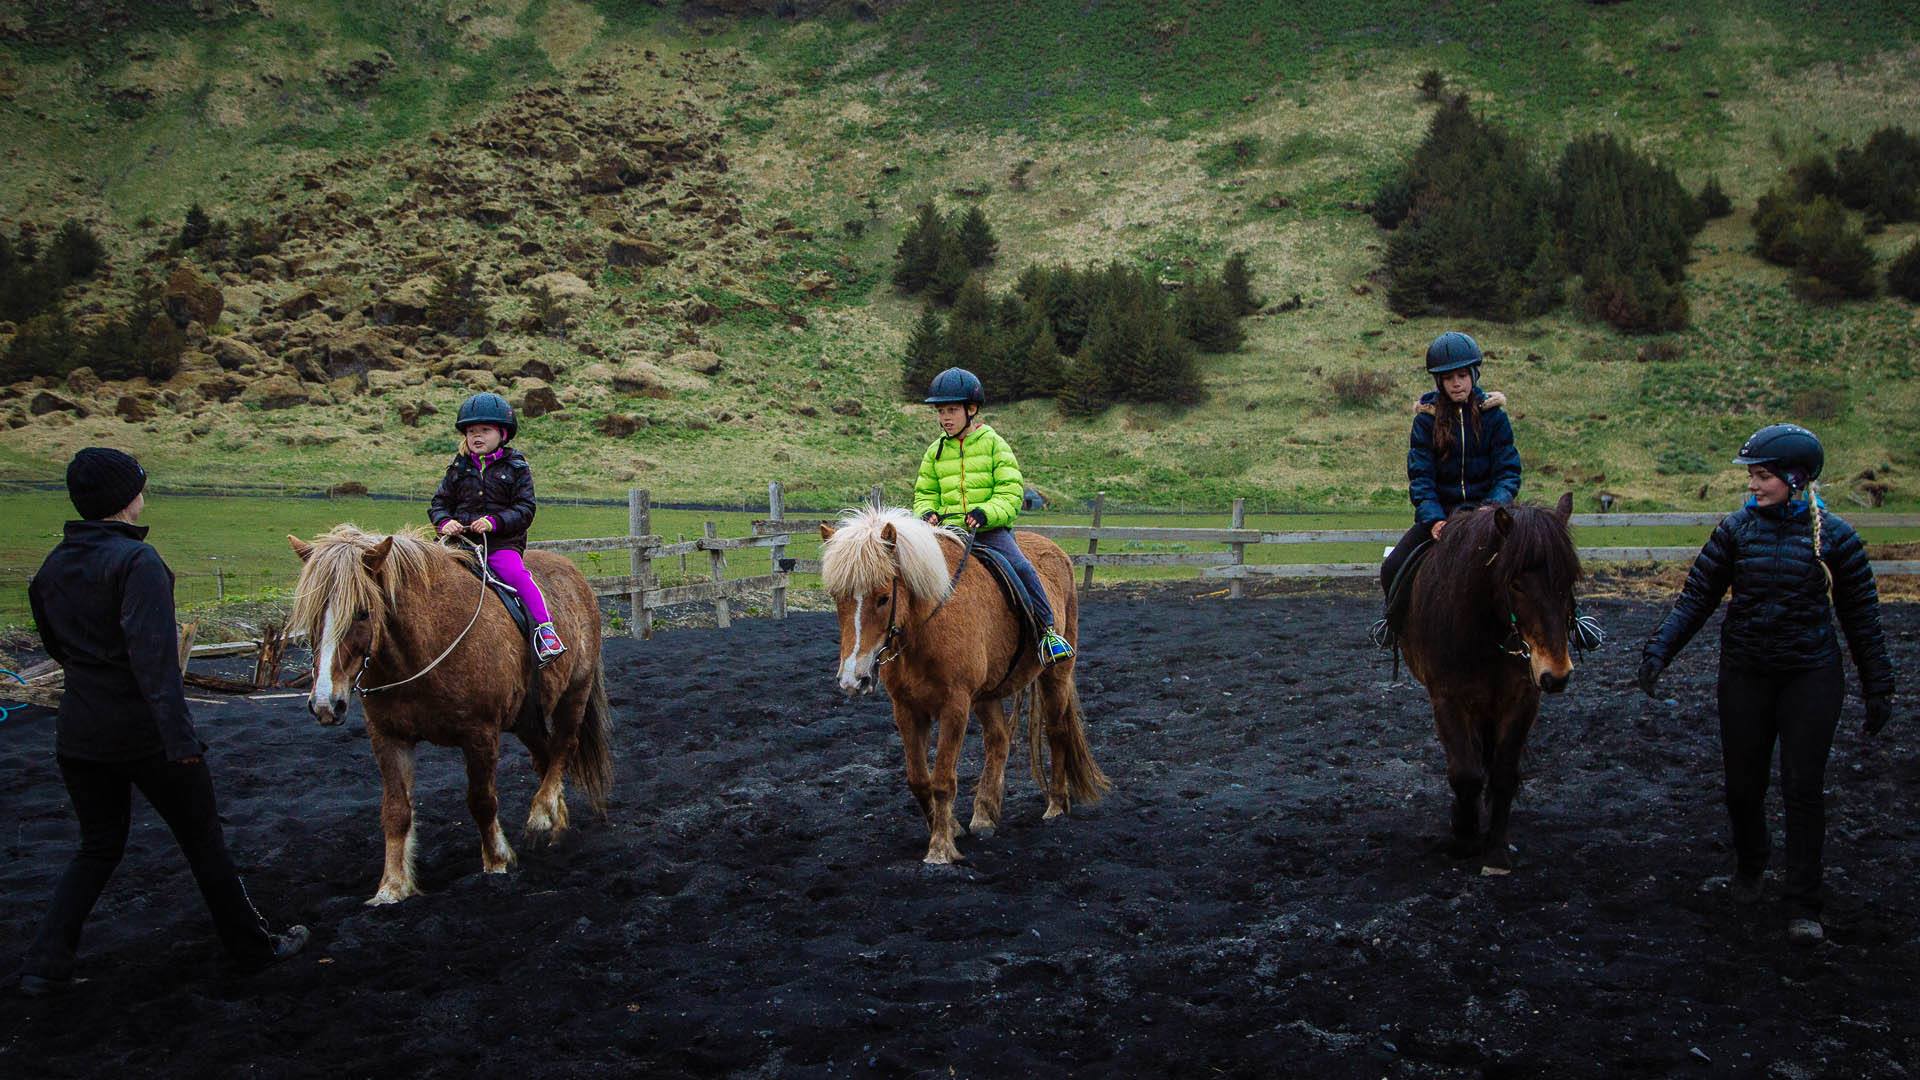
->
<box><xmin>1425</xmin><ymin>331</ymin><xmax>1483</xmax><ymax>388</ymax></box>
<box><xmin>1733</xmin><ymin>423</ymin><xmax>1824</xmax><ymax>488</ymax></box>
<box><xmin>455</xmin><ymin>392</ymin><xmax>517</xmax><ymax>443</ymax></box>
<box><xmin>924</xmin><ymin>367</ymin><xmax>985</xmax><ymax>408</ymax></box>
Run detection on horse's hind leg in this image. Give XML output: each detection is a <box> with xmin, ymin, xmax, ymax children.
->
<box><xmin>369</xmin><ymin>733</ymin><xmax>420</xmax><ymax>905</ymax></box>
<box><xmin>970</xmin><ymin>696</ymin><xmax>1014</xmax><ymax>836</ymax></box>
<box><xmin>526</xmin><ymin>685</ymin><xmax>585</xmax><ymax>845</ymax></box>
<box><xmin>925</xmin><ymin>702</ymin><xmax>970</xmax><ymax>865</ymax></box>
<box><xmin>1481</xmin><ymin>701</ymin><xmax>1538</xmax><ymax>875</ymax></box>
<box><xmin>460</xmin><ymin>737</ymin><xmax>516</xmax><ymax>875</ymax></box>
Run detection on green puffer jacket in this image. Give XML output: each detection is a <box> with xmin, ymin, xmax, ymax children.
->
<box><xmin>912</xmin><ymin>424</ymin><xmax>1025</xmax><ymax>529</ymax></box>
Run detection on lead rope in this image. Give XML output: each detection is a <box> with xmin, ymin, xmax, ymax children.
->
<box><xmin>356</xmin><ymin>532</ymin><xmax>493</xmax><ymax>696</ymax></box>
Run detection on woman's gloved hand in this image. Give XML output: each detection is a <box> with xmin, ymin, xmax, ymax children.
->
<box><xmin>1635</xmin><ymin>656</ymin><xmax>1665</xmax><ymax>698</ymax></box>
<box><xmin>1864</xmin><ymin>694</ymin><xmax>1893</xmax><ymax>737</ymax></box>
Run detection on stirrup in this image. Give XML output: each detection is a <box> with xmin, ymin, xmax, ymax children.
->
<box><xmin>1369</xmin><ymin>618</ymin><xmax>1396</xmax><ymax>650</ymax></box>
<box><xmin>1572</xmin><ymin>613</ymin><xmax>1605</xmax><ymax>653</ymax></box>
<box><xmin>533</xmin><ymin>623</ymin><xmax>567</xmax><ymax>667</ymax></box>
<box><xmin>1041</xmin><ymin>631</ymin><xmax>1074</xmax><ymax>665</ymax></box>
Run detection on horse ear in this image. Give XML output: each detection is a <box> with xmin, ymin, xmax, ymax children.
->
<box><xmin>1555</xmin><ymin>491</ymin><xmax>1574</xmax><ymax>521</ymax></box>
<box><xmin>818</xmin><ymin>523</ymin><xmax>835</xmax><ymax>541</ymax></box>
<box><xmin>289</xmin><ymin>535</ymin><xmax>314</xmax><ymax>562</ymax></box>
<box><xmin>1493</xmin><ymin>507</ymin><xmax>1514</xmax><ymax>537</ymax></box>
<box><xmin>880</xmin><ymin>522</ymin><xmax>897</xmax><ymax>545</ymax></box>
<box><xmin>362</xmin><ymin>536</ymin><xmax>394</xmax><ymax>575</ymax></box>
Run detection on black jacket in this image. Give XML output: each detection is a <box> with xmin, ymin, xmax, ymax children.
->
<box><xmin>428</xmin><ymin>448</ymin><xmax>537</xmax><ymax>552</ymax></box>
<box><xmin>28</xmin><ymin>520</ymin><xmax>204</xmax><ymax>762</ymax></box>
<box><xmin>1643</xmin><ymin>501</ymin><xmax>1895</xmax><ymax>699</ymax></box>
<box><xmin>1407</xmin><ymin>389</ymin><xmax>1522</xmax><ymax>526</ymax></box>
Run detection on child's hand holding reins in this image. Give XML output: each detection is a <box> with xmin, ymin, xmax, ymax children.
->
<box><xmin>964</xmin><ymin>509</ymin><xmax>987</xmax><ymax>531</ymax></box>
<box><xmin>469</xmin><ymin>517</ymin><xmax>494</xmax><ymax>534</ymax></box>
<box><xmin>439</xmin><ymin>519</ymin><xmax>465</xmax><ymax>537</ymax></box>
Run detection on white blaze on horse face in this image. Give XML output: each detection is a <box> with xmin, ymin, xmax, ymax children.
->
<box><xmin>837</xmin><ymin>596</ymin><xmax>872</xmax><ymax>694</ymax></box>
<box><xmin>311</xmin><ymin>608</ymin><xmax>338</xmax><ymax>718</ymax></box>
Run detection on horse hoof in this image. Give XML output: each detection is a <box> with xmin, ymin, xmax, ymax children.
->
<box><xmin>365</xmin><ymin>891</ymin><xmax>407</xmax><ymax>906</ymax></box>
<box><xmin>1042</xmin><ymin>803</ymin><xmax>1067</xmax><ymax>820</ymax></box>
<box><xmin>968</xmin><ymin>821</ymin><xmax>996</xmax><ymax>839</ymax></box>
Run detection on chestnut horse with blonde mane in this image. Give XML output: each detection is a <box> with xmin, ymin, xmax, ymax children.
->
<box><xmin>1401</xmin><ymin>494</ymin><xmax>1580</xmax><ymax>874</ymax></box>
<box><xmin>819</xmin><ymin>506</ymin><xmax>1109</xmax><ymax>864</ymax></box>
<box><xmin>288</xmin><ymin>525</ymin><xmax>612</xmax><ymax>904</ymax></box>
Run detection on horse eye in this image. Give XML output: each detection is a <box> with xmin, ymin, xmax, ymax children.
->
<box><xmin>874</xmin><ymin>595</ymin><xmax>889</xmax><ymax>607</ymax></box>
<box><xmin>354</xmin><ymin>611</ymin><xmax>369</xmax><ymax>622</ymax></box>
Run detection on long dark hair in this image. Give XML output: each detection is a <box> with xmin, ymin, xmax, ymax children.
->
<box><xmin>1430</xmin><ymin>390</ymin><xmax>1482</xmax><ymax>462</ymax></box>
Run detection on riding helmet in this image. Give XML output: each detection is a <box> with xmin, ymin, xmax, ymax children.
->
<box><xmin>924</xmin><ymin>367</ymin><xmax>986</xmax><ymax>407</ymax></box>
<box><xmin>455</xmin><ymin>392</ymin><xmax>517</xmax><ymax>442</ymax></box>
<box><xmin>1424</xmin><ymin>331</ymin><xmax>1483</xmax><ymax>377</ymax></box>
<box><xmin>1732</xmin><ymin>423</ymin><xmax>1824</xmax><ymax>486</ymax></box>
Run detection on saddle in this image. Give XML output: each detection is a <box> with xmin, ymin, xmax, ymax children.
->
<box><xmin>970</xmin><ymin>539</ymin><xmax>1044</xmax><ymax>656</ymax></box>
<box><xmin>456</xmin><ymin>554</ymin><xmax>545</xmax><ymax>738</ymax></box>
<box><xmin>1383</xmin><ymin>539</ymin><xmax>1435</xmax><ymax>642</ymax></box>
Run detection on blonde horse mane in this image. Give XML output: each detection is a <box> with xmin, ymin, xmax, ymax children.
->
<box><xmin>819</xmin><ymin>505</ymin><xmax>960</xmax><ymax>603</ymax></box>
<box><xmin>289</xmin><ymin>524</ymin><xmax>445</xmax><ymax>652</ymax></box>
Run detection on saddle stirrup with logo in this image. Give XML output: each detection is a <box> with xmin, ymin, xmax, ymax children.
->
<box><xmin>1040</xmin><ymin>628</ymin><xmax>1074</xmax><ymax>665</ymax></box>
<box><xmin>532</xmin><ymin>622</ymin><xmax>567</xmax><ymax>666</ymax></box>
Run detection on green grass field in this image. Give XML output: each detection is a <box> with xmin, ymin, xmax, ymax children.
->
<box><xmin>4</xmin><ymin>490</ymin><xmax>1915</xmax><ymax>631</ymax></box>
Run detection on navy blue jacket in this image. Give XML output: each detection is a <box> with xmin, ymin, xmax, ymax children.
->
<box><xmin>428</xmin><ymin>448</ymin><xmax>537</xmax><ymax>553</ymax></box>
<box><xmin>1407</xmin><ymin>388</ymin><xmax>1522</xmax><ymax>525</ymax></box>
<box><xmin>28</xmin><ymin>520</ymin><xmax>204</xmax><ymax>762</ymax></box>
<box><xmin>1643</xmin><ymin>500</ymin><xmax>1894</xmax><ymax>698</ymax></box>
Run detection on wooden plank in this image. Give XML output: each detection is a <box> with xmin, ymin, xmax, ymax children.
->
<box><xmin>1025</xmin><ymin>524</ymin><xmax>1266</xmax><ymax>543</ymax></box>
<box><xmin>527</xmin><ymin>534</ymin><xmax>662</xmax><ymax>554</ymax></box>
<box><xmin>1228</xmin><ymin>498</ymin><xmax>1247</xmax><ymax>601</ymax></box>
<box><xmin>1070</xmin><ymin>552</ymin><xmax>1236</xmax><ymax>568</ymax></box>
<box><xmin>1260</xmin><ymin>529</ymin><xmax>1405</xmax><ymax>545</ymax></box>
<box><xmin>1082</xmin><ymin>492</ymin><xmax>1102</xmax><ymax>591</ymax></box>
<box><xmin>768</xmin><ymin>481</ymin><xmax>788</xmax><ymax>621</ymax></box>
<box><xmin>706</xmin><ymin>521</ymin><xmax>730</xmax><ymax>629</ymax></box>
<box><xmin>1580</xmin><ymin>547</ymin><xmax>1706</xmax><ymax>562</ymax></box>
<box><xmin>1871</xmin><ymin>560</ymin><xmax>1920</xmax><ymax>576</ymax></box>
<box><xmin>651</xmin><ymin>533</ymin><xmax>792</xmax><ymax>557</ymax></box>
<box><xmin>1206</xmin><ymin>563</ymin><xmax>1380</xmax><ymax>579</ymax></box>
<box><xmin>630</xmin><ymin>489</ymin><xmax>651</xmax><ymax>639</ymax></box>
<box><xmin>644</xmin><ymin>574</ymin><xmax>786</xmax><ymax>608</ymax></box>
<box><xmin>1568</xmin><ymin>512</ymin><xmax>1920</xmax><ymax>528</ymax></box>
<box><xmin>0</xmin><ymin>681</ymin><xmax>61</xmax><ymax>708</ymax></box>
<box><xmin>754</xmin><ymin>519</ymin><xmax>828</xmax><ymax>535</ymax></box>
<box><xmin>784</xmin><ymin>558</ymin><xmax>823</xmax><ymax>575</ymax></box>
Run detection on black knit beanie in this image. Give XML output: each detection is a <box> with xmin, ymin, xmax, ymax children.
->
<box><xmin>66</xmin><ymin>447</ymin><xmax>147</xmax><ymax>520</ymax></box>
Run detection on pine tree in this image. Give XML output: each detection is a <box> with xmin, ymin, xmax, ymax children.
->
<box><xmin>428</xmin><ymin>263</ymin><xmax>489</xmax><ymax>337</ymax></box>
<box><xmin>957</xmin><ymin>205</ymin><xmax>998</xmax><ymax>267</ymax></box>
<box><xmin>1889</xmin><ymin>239</ymin><xmax>1920</xmax><ymax>302</ymax></box>
<box><xmin>1055</xmin><ymin>354</ymin><xmax>1107</xmax><ymax>418</ymax></box>
<box><xmin>929</xmin><ymin>229</ymin><xmax>972</xmax><ymax>304</ymax></box>
<box><xmin>892</xmin><ymin>202</ymin><xmax>945</xmax><ymax>293</ymax></box>
<box><xmin>944</xmin><ymin>276</ymin><xmax>996</xmax><ymax>375</ymax></box>
<box><xmin>1697</xmin><ymin>175</ymin><xmax>1733</xmax><ymax>219</ymax></box>
<box><xmin>1221</xmin><ymin>250</ymin><xmax>1260</xmax><ymax>315</ymax></box>
<box><xmin>900</xmin><ymin>304</ymin><xmax>947</xmax><ymax>398</ymax></box>
<box><xmin>1021</xmin><ymin>315</ymin><xmax>1066</xmax><ymax>398</ymax></box>
<box><xmin>180</xmin><ymin>204</ymin><xmax>212</xmax><ymax>250</ymax></box>
<box><xmin>1175</xmin><ymin>275</ymin><xmax>1245</xmax><ymax>352</ymax></box>
<box><xmin>2</xmin><ymin>304</ymin><xmax>79</xmax><ymax>380</ymax></box>
<box><xmin>51</xmin><ymin>219</ymin><xmax>105</xmax><ymax>280</ymax></box>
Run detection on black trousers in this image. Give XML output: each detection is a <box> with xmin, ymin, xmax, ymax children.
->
<box><xmin>25</xmin><ymin>754</ymin><xmax>276</xmax><ymax>979</ymax></box>
<box><xmin>1716</xmin><ymin>659</ymin><xmax>1844</xmax><ymax>917</ymax></box>
<box><xmin>1380</xmin><ymin>521</ymin><xmax>1433</xmax><ymax>597</ymax></box>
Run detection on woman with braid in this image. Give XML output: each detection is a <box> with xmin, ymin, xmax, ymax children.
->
<box><xmin>1637</xmin><ymin>423</ymin><xmax>1896</xmax><ymax>946</ymax></box>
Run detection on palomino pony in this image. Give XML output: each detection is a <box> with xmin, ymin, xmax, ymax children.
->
<box><xmin>819</xmin><ymin>506</ymin><xmax>1109</xmax><ymax>864</ymax></box>
<box><xmin>1400</xmin><ymin>493</ymin><xmax>1580</xmax><ymax>875</ymax></box>
<box><xmin>288</xmin><ymin>525</ymin><xmax>612</xmax><ymax>904</ymax></box>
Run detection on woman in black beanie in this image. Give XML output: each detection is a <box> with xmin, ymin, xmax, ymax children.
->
<box><xmin>20</xmin><ymin>449</ymin><xmax>308</xmax><ymax>995</ymax></box>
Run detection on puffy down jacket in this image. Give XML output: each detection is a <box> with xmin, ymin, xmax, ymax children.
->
<box><xmin>912</xmin><ymin>424</ymin><xmax>1025</xmax><ymax>529</ymax></box>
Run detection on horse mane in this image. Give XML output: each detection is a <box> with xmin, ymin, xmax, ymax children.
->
<box><xmin>1428</xmin><ymin>499</ymin><xmax>1574</xmax><ymax>591</ymax></box>
<box><xmin>289</xmin><ymin>524</ymin><xmax>445</xmax><ymax>652</ymax></box>
<box><xmin>819</xmin><ymin>505</ymin><xmax>962</xmax><ymax>602</ymax></box>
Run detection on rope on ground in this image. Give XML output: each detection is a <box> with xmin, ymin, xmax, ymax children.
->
<box><xmin>0</xmin><ymin>668</ymin><xmax>26</xmax><ymax>723</ymax></box>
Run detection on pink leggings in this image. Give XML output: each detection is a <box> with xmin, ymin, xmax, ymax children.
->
<box><xmin>486</xmin><ymin>549</ymin><xmax>553</xmax><ymax>625</ymax></box>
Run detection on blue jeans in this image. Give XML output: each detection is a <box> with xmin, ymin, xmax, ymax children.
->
<box><xmin>972</xmin><ymin>527</ymin><xmax>1055</xmax><ymax>628</ymax></box>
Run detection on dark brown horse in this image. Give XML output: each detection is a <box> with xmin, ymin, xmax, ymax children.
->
<box><xmin>819</xmin><ymin>506</ymin><xmax>1109</xmax><ymax>864</ymax></box>
<box><xmin>288</xmin><ymin>526</ymin><xmax>612</xmax><ymax>904</ymax></box>
<box><xmin>1401</xmin><ymin>493</ymin><xmax>1580</xmax><ymax>874</ymax></box>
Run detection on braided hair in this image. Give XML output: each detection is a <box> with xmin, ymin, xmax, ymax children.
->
<box><xmin>1808</xmin><ymin>483</ymin><xmax>1834</xmax><ymax>597</ymax></box>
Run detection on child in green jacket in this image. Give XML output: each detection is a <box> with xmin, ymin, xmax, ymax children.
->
<box><xmin>913</xmin><ymin>368</ymin><xmax>1073</xmax><ymax>664</ymax></box>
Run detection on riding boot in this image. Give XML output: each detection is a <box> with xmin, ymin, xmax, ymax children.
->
<box><xmin>532</xmin><ymin>622</ymin><xmax>567</xmax><ymax>667</ymax></box>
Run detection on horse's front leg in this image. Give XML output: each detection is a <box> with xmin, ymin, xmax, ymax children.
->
<box><xmin>1431</xmin><ymin>695</ymin><xmax>1485</xmax><ymax>858</ymax></box>
<box><xmin>462</xmin><ymin>736</ymin><xmax>515</xmax><ymax>875</ymax></box>
<box><xmin>1481</xmin><ymin>695</ymin><xmax>1539</xmax><ymax>875</ymax></box>
<box><xmin>969</xmin><ymin>696</ymin><xmax>1013</xmax><ymax>836</ymax></box>
<box><xmin>368</xmin><ymin>732</ymin><xmax>420</xmax><ymax>905</ymax></box>
<box><xmin>925</xmin><ymin>701</ymin><xmax>970</xmax><ymax>865</ymax></box>
<box><xmin>892</xmin><ymin>699</ymin><xmax>934</xmax><ymax>831</ymax></box>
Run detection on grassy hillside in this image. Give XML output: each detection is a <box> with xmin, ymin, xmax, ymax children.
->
<box><xmin>1</xmin><ymin>0</ymin><xmax>1917</xmax><ymax>516</ymax></box>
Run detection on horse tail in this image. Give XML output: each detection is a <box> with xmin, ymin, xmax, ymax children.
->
<box><xmin>1029</xmin><ymin>674</ymin><xmax>1110</xmax><ymax>805</ymax></box>
<box><xmin>570</xmin><ymin>660</ymin><xmax>615</xmax><ymax>816</ymax></box>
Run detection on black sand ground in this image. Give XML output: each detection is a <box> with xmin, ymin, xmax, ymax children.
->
<box><xmin>2</xmin><ymin>592</ymin><xmax>1916</xmax><ymax>1078</ymax></box>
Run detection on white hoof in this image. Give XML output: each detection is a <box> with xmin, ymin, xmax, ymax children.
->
<box><xmin>1480</xmin><ymin>864</ymin><xmax>1512</xmax><ymax>877</ymax></box>
<box><xmin>366</xmin><ymin>890</ymin><xmax>407</xmax><ymax>906</ymax></box>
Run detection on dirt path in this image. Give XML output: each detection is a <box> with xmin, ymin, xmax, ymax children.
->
<box><xmin>2</xmin><ymin>594</ymin><xmax>1915</xmax><ymax>1078</ymax></box>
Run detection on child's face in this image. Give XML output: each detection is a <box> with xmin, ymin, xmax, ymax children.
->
<box><xmin>1439</xmin><ymin>369</ymin><xmax>1474</xmax><ymax>403</ymax></box>
<box><xmin>464</xmin><ymin>423</ymin><xmax>504</xmax><ymax>455</ymax></box>
<box><xmin>935</xmin><ymin>403</ymin><xmax>972</xmax><ymax>436</ymax></box>
<box><xmin>1747</xmin><ymin>464</ymin><xmax>1790</xmax><ymax>506</ymax></box>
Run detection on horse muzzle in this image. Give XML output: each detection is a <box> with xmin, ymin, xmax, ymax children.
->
<box><xmin>308</xmin><ymin>694</ymin><xmax>348</xmax><ymax>726</ymax></box>
<box><xmin>837</xmin><ymin>655</ymin><xmax>878</xmax><ymax>697</ymax></box>
<box><xmin>1538</xmin><ymin>671</ymin><xmax>1569</xmax><ymax>694</ymax></box>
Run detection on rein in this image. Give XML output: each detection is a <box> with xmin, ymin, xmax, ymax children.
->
<box><xmin>872</xmin><ymin>531</ymin><xmax>975</xmax><ymax>670</ymax></box>
<box><xmin>355</xmin><ymin>533</ymin><xmax>493</xmax><ymax>696</ymax></box>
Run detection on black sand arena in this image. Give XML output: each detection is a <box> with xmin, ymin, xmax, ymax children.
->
<box><xmin>2</xmin><ymin>591</ymin><xmax>1916</xmax><ymax>1078</ymax></box>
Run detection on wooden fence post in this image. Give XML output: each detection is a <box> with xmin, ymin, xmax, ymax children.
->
<box><xmin>768</xmin><ymin>480</ymin><xmax>788</xmax><ymax>621</ymax></box>
<box><xmin>705</xmin><ymin>520</ymin><xmax>731</xmax><ymax>629</ymax></box>
<box><xmin>869</xmin><ymin>483</ymin><xmax>884</xmax><ymax>510</ymax></box>
<box><xmin>629</xmin><ymin>488</ymin><xmax>652</xmax><ymax>639</ymax></box>
<box><xmin>1229</xmin><ymin>497</ymin><xmax>1247</xmax><ymax>600</ymax></box>
<box><xmin>1083</xmin><ymin>491</ymin><xmax>1104</xmax><ymax>591</ymax></box>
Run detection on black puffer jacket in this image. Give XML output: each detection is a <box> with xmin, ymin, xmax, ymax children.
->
<box><xmin>428</xmin><ymin>448</ymin><xmax>537</xmax><ymax>552</ymax></box>
<box><xmin>1643</xmin><ymin>500</ymin><xmax>1895</xmax><ymax>698</ymax></box>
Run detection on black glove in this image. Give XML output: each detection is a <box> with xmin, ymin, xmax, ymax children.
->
<box><xmin>964</xmin><ymin>509</ymin><xmax>988</xmax><ymax>531</ymax></box>
<box><xmin>1635</xmin><ymin>656</ymin><xmax>1664</xmax><ymax>698</ymax></box>
<box><xmin>1864</xmin><ymin>694</ymin><xmax>1893</xmax><ymax>737</ymax></box>
<box><xmin>922</xmin><ymin>511</ymin><xmax>942</xmax><ymax>526</ymax></box>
